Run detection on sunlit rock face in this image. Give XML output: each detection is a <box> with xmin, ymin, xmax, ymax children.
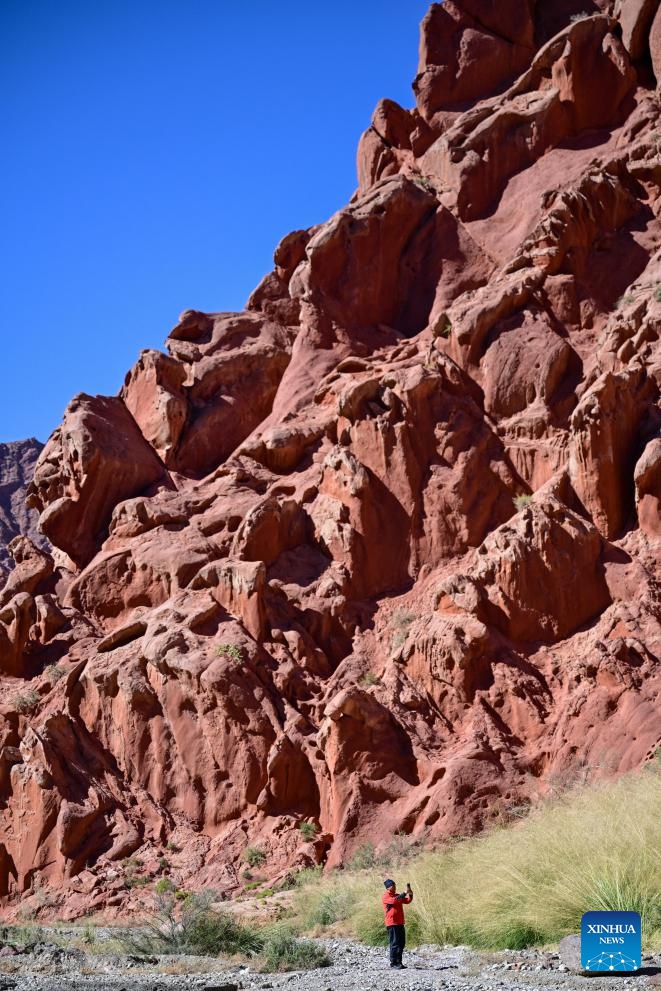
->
<box><xmin>0</xmin><ymin>0</ymin><xmax>660</xmax><ymax>920</ymax></box>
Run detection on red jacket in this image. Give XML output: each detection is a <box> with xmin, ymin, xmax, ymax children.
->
<box><xmin>382</xmin><ymin>890</ymin><xmax>411</xmax><ymax>926</ymax></box>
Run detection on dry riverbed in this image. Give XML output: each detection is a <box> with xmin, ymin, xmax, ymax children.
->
<box><xmin>0</xmin><ymin>936</ymin><xmax>659</xmax><ymax>991</ymax></box>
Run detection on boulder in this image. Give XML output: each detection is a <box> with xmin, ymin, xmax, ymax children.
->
<box><xmin>28</xmin><ymin>395</ymin><xmax>166</xmax><ymax>567</ymax></box>
<box><xmin>558</xmin><ymin>934</ymin><xmax>584</xmax><ymax>972</ymax></box>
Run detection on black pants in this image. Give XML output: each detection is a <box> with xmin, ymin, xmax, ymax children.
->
<box><xmin>388</xmin><ymin>924</ymin><xmax>406</xmax><ymax>965</ymax></box>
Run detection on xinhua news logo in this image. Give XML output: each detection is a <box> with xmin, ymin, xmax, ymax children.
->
<box><xmin>581</xmin><ymin>911</ymin><xmax>642</xmax><ymax>972</ymax></box>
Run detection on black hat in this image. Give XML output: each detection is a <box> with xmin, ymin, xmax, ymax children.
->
<box><xmin>384</xmin><ymin>879</ymin><xmax>395</xmax><ymax>888</ymax></box>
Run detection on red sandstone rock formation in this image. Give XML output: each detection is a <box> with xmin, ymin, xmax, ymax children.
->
<box><xmin>0</xmin><ymin>0</ymin><xmax>660</xmax><ymax>918</ymax></box>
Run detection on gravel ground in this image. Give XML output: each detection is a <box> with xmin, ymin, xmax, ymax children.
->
<box><xmin>0</xmin><ymin>938</ymin><xmax>658</xmax><ymax>991</ymax></box>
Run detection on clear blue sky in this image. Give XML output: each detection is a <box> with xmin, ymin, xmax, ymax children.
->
<box><xmin>1</xmin><ymin>1</ymin><xmax>430</xmax><ymax>444</ymax></box>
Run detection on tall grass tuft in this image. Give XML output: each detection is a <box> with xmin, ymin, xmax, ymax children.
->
<box><xmin>258</xmin><ymin>926</ymin><xmax>330</xmax><ymax>972</ymax></box>
<box><xmin>293</xmin><ymin>766</ymin><xmax>661</xmax><ymax>950</ymax></box>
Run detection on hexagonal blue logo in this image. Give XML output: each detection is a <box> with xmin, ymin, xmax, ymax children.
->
<box><xmin>581</xmin><ymin>911</ymin><xmax>641</xmax><ymax>972</ymax></box>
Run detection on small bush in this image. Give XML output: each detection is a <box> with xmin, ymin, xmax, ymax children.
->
<box><xmin>413</xmin><ymin>175</ymin><xmax>433</xmax><ymax>191</ymax></box>
<box><xmin>258</xmin><ymin>930</ymin><xmax>330</xmax><ymax>972</ymax></box>
<box><xmin>13</xmin><ymin>690</ymin><xmax>40</xmax><ymax>713</ymax></box>
<box><xmin>118</xmin><ymin>891</ymin><xmax>264</xmax><ymax>957</ymax></box>
<box><xmin>654</xmin><ymin>286</ymin><xmax>661</xmax><ymax>303</ymax></box>
<box><xmin>256</xmin><ymin>888</ymin><xmax>275</xmax><ymax>899</ymax></box>
<box><xmin>437</xmin><ymin>320</ymin><xmax>452</xmax><ymax>339</ymax></box>
<box><xmin>44</xmin><ymin>664</ymin><xmax>65</xmax><ymax>683</ymax></box>
<box><xmin>82</xmin><ymin>922</ymin><xmax>96</xmax><ymax>946</ymax></box>
<box><xmin>184</xmin><ymin>906</ymin><xmax>263</xmax><ymax>956</ymax></box>
<box><xmin>243</xmin><ymin>846</ymin><xmax>267</xmax><ymax>867</ymax></box>
<box><xmin>166</xmin><ymin>840</ymin><xmax>181</xmax><ymax>853</ymax></box>
<box><xmin>513</xmin><ymin>493</ymin><xmax>532</xmax><ymax>510</ymax></box>
<box><xmin>349</xmin><ymin>842</ymin><xmax>377</xmax><ymax>870</ymax></box>
<box><xmin>217</xmin><ymin>643</ymin><xmax>243</xmax><ymax>662</ymax></box>
<box><xmin>301</xmin><ymin>886</ymin><xmax>355</xmax><ymax>927</ymax></box>
<box><xmin>299</xmin><ymin>821</ymin><xmax>318</xmax><ymax>842</ymax></box>
<box><xmin>618</xmin><ymin>292</ymin><xmax>636</xmax><ymax>308</ymax></box>
<box><xmin>125</xmin><ymin>874</ymin><xmax>151</xmax><ymax>889</ymax></box>
<box><xmin>10</xmin><ymin>924</ymin><xmax>47</xmax><ymax>951</ymax></box>
<box><xmin>294</xmin><ymin>866</ymin><xmax>322</xmax><ymax>887</ymax></box>
<box><xmin>359</xmin><ymin>673</ymin><xmax>381</xmax><ymax>688</ymax></box>
<box><xmin>390</xmin><ymin>609</ymin><xmax>415</xmax><ymax>653</ymax></box>
<box><xmin>155</xmin><ymin>878</ymin><xmax>175</xmax><ymax>895</ymax></box>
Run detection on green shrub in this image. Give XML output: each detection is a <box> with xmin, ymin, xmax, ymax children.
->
<box><xmin>349</xmin><ymin>842</ymin><xmax>377</xmax><ymax>870</ymax></box>
<box><xmin>294</xmin><ymin>866</ymin><xmax>322</xmax><ymax>887</ymax></box>
<box><xmin>13</xmin><ymin>690</ymin><xmax>40</xmax><ymax>713</ymax></box>
<box><xmin>125</xmin><ymin>874</ymin><xmax>151</xmax><ymax>888</ymax></box>
<box><xmin>359</xmin><ymin>673</ymin><xmax>381</xmax><ymax>687</ymax></box>
<box><xmin>243</xmin><ymin>846</ymin><xmax>266</xmax><ymax>867</ymax></box>
<box><xmin>118</xmin><ymin>891</ymin><xmax>263</xmax><ymax>957</ymax></box>
<box><xmin>300</xmin><ymin>885</ymin><xmax>355</xmax><ymax>927</ymax></box>
<box><xmin>513</xmin><ymin>493</ymin><xmax>532</xmax><ymax>510</ymax></box>
<box><xmin>155</xmin><ymin>878</ymin><xmax>175</xmax><ymax>895</ymax></box>
<box><xmin>258</xmin><ymin>930</ymin><xmax>330</xmax><ymax>972</ymax></box>
<box><xmin>9</xmin><ymin>925</ymin><xmax>46</xmax><ymax>951</ymax></box>
<box><xmin>299</xmin><ymin>821</ymin><xmax>318</xmax><ymax>842</ymax></box>
<box><xmin>184</xmin><ymin>905</ymin><xmax>263</xmax><ymax>956</ymax></box>
<box><xmin>44</xmin><ymin>664</ymin><xmax>65</xmax><ymax>683</ymax></box>
<box><xmin>217</xmin><ymin>643</ymin><xmax>243</xmax><ymax>662</ymax></box>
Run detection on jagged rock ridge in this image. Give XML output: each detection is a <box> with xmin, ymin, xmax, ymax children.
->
<box><xmin>0</xmin><ymin>0</ymin><xmax>660</xmax><ymax>918</ymax></box>
<box><xmin>0</xmin><ymin>439</ymin><xmax>47</xmax><ymax>578</ymax></box>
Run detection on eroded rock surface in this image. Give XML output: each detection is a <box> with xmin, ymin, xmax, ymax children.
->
<box><xmin>0</xmin><ymin>0</ymin><xmax>660</xmax><ymax>919</ymax></box>
<box><xmin>0</xmin><ymin>439</ymin><xmax>47</xmax><ymax>578</ymax></box>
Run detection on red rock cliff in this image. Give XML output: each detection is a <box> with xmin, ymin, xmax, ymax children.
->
<box><xmin>1</xmin><ymin>0</ymin><xmax>660</xmax><ymax>918</ymax></box>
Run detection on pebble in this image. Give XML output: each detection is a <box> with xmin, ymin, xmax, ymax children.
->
<box><xmin>0</xmin><ymin>936</ymin><xmax>658</xmax><ymax>991</ymax></box>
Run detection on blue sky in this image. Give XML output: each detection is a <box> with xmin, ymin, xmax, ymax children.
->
<box><xmin>1</xmin><ymin>1</ymin><xmax>430</xmax><ymax>443</ymax></box>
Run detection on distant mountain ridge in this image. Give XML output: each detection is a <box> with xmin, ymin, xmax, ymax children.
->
<box><xmin>0</xmin><ymin>438</ymin><xmax>46</xmax><ymax>576</ymax></box>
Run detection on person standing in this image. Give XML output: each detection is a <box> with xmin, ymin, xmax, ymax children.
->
<box><xmin>382</xmin><ymin>878</ymin><xmax>413</xmax><ymax>969</ymax></box>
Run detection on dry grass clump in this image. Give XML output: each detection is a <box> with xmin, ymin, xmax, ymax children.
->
<box><xmin>293</xmin><ymin>765</ymin><xmax>661</xmax><ymax>950</ymax></box>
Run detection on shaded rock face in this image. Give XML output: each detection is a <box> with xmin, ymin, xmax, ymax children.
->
<box><xmin>0</xmin><ymin>0</ymin><xmax>660</xmax><ymax>918</ymax></box>
<box><xmin>0</xmin><ymin>440</ymin><xmax>47</xmax><ymax>578</ymax></box>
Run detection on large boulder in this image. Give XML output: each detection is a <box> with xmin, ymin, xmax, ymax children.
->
<box><xmin>28</xmin><ymin>395</ymin><xmax>167</xmax><ymax>568</ymax></box>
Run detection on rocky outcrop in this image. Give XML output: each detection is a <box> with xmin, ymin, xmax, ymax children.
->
<box><xmin>0</xmin><ymin>439</ymin><xmax>46</xmax><ymax>578</ymax></box>
<box><xmin>0</xmin><ymin>0</ymin><xmax>660</xmax><ymax>919</ymax></box>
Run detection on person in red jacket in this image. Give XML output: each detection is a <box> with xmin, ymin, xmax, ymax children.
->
<box><xmin>382</xmin><ymin>878</ymin><xmax>413</xmax><ymax>968</ymax></box>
